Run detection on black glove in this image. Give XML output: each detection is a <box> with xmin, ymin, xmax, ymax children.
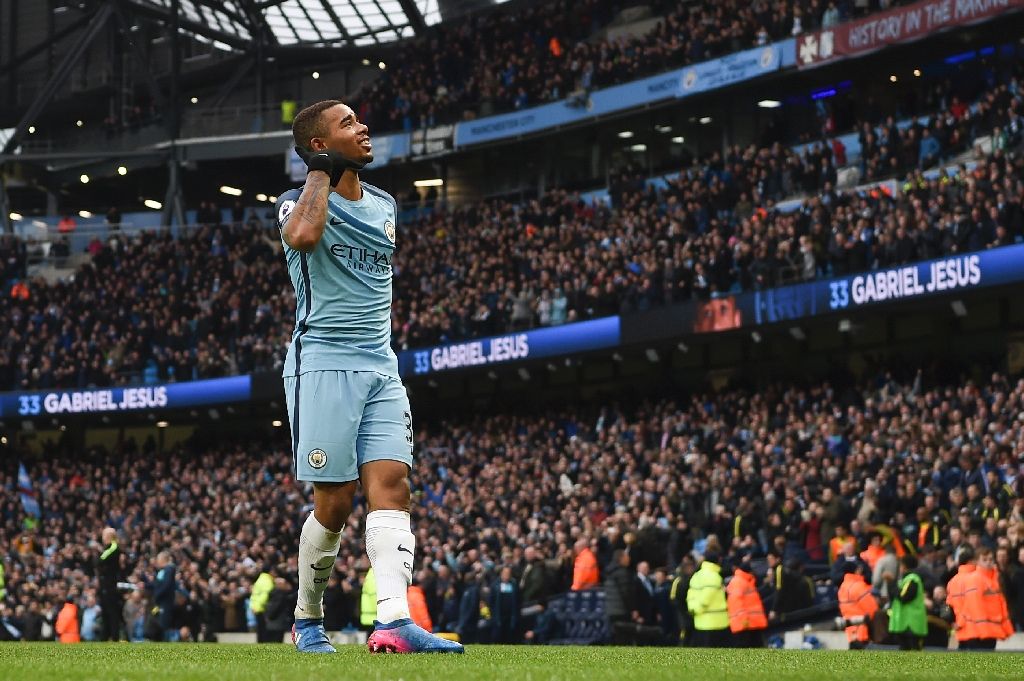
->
<box><xmin>294</xmin><ymin>146</ymin><xmax>365</xmax><ymax>186</ymax></box>
<box><xmin>294</xmin><ymin>146</ymin><xmax>344</xmax><ymax>186</ymax></box>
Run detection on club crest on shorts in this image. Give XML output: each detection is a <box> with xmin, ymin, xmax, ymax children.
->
<box><xmin>384</xmin><ymin>221</ymin><xmax>396</xmax><ymax>243</ymax></box>
<box><xmin>307</xmin><ymin>448</ymin><xmax>328</xmax><ymax>469</ymax></box>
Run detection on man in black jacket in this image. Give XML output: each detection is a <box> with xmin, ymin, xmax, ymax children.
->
<box><xmin>456</xmin><ymin>573</ymin><xmax>483</xmax><ymax>644</ymax></box>
<box><xmin>490</xmin><ymin>566</ymin><xmax>521</xmax><ymax>643</ymax></box>
<box><xmin>670</xmin><ymin>556</ymin><xmax>696</xmax><ymax>644</ymax></box>
<box><xmin>97</xmin><ymin>527</ymin><xmax>123</xmax><ymax>641</ymax></box>
<box><xmin>152</xmin><ymin>551</ymin><xmax>177</xmax><ymax>641</ymax></box>
<box><xmin>1011</xmin><ymin>545</ymin><xmax>1024</xmax><ymax>631</ymax></box>
<box><xmin>265</xmin><ymin>577</ymin><xmax>297</xmax><ymax>644</ymax></box>
<box><xmin>604</xmin><ymin>549</ymin><xmax>641</xmax><ymax>644</ymax></box>
<box><xmin>652</xmin><ymin>567</ymin><xmax>679</xmax><ymax>643</ymax></box>
<box><xmin>519</xmin><ymin>545</ymin><xmax>553</xmax><ymax>637</ymax></box>
<box><xmin>323</xmin><ymin>573</ymin><xmax>356</xmax><ymax>631</ymax></box>
<box><xmin>19</xmin><ymin>601</ymin><xmax>44</xmax><ymax>641</ymax></box>
<box><xmin>520</xmin><ymin>546</ymin><xmax>553</xmax><ymax>606</ymax></box>
<box><xmin>768</xmin><ymin>556</ymin><xmax>814</xmax><ymax>623</ymax></box>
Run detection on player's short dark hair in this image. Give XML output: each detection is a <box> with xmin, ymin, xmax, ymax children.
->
<box><xmin>292</xmin><ymin>99</ymin><xmax>344</xmax><ymax>150</ymax></box>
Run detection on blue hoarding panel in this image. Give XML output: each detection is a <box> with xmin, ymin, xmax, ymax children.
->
<box><xmin>677</xmin><ymin>44</ymin><xmax>782</xmax><ymax>97</ymax></box>
<box><xmin>779</xmin><ymin>37</ymin><xmax>797</xmax><ymax>67</ymax></box>
<box><xmin>398</xmin><ymin>246</ymin><xmax>1022</xmax><ymax>376</ymax></box>
<box><xmin>399</xmin><ymin>316</ymin><xmax>621</xmax><ymax>377</ymax></box>
<box><xmin>0</xmin><ymin>375</ymin><xmax>252</xmax><ymax>418</ymax></box>
<box><xmin>737</xmin><ymin>244</ymin><xmax>1023</xmax><ymax>328</ymax></box>
<box><xmin>454</xmin><ymin>42</ymin><xmax>786</xmax><ymax>148</ymax></box>
<box><xmin>453</xmin><ymin>70</ymin><xmax>680</xmax><ymax>147</ymax></box>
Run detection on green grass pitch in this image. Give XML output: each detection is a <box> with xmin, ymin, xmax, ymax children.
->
<box><xmin>2</xmin><ymin>643</ymin><xmax>1024</xmax><ymax>681</ymax></box>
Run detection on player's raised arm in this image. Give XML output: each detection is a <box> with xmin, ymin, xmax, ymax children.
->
<box><xmin>282</xmin><ymin>157</ymin><xmax>333</xmax><ymax>253</ymax></box>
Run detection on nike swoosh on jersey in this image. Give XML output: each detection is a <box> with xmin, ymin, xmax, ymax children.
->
<box><xmin>397</xmin><ymin>544</ymin><xmax>413</xmax><ymax>555</ymax></box>
<box><xmin>311</xmin><ymin>562</ymin><xmax>333</xmax><ymax>571</ymax></box>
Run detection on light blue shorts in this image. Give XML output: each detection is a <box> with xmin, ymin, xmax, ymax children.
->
<box><xmin>283</xmin><ymin>370</ymin><xmax>414</xmax><ymax>483</ymax></box>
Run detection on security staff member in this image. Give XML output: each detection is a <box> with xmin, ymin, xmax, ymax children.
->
<box><xmin>670</xmin><ymin>557</ymin><xmax>696</xmax><ymax>644</ymax></box>
<box><xmin>359</xmin><ymin>567</ymin><xmax>377</xmax><ymax>630</ymax></box>
<box><xmin>837</xmin><ymin>562</ymin><xmax>878</xmax><ymax>649</ymax></box>
<box><xmin>250</xmin><ymin>565</ymin><xmax>275</xmax><ymax>643</ymax></box>
<box><xmin>968</xmin><ymin>547</ymin><xmax>1013</xmax><ymax>649</ymax></box>
<box><xmin>946</xmin><ymin>547</ymin><xmax>979</xmax><ymax>649</ymax></box>
<box><xmin>889</xmin><ymin>555</ymin><xmax>927</xmax><ymax>650</ymax></box>
<box><xmin>97</xmin><ymin>527</ymin><xmax>123</xmax><ymax>641</ymax></box>
<box><xmin>726</xmin><ymin>564</ymin><xmax>767</xmax><ymax>647</ymax></box>
<box><xmin>828</xmin><ymin>525</ymin><xmax>854</xmax><ymax>565</ymax></box>
<box><xmin>686</xmin><ymin>551</ymin><xmax>730</xmax><ymax>647</ymax></box>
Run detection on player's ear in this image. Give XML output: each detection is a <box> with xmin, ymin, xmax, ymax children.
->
<box><xmin>309</xmin><ymin>137</ymin><xmax>325</xmax><ymax>152</ymax></box>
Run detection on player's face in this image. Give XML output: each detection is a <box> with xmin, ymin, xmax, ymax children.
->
<box><xmin>313</xmin><ymin>104</ymin><xmax>373</xmax><ymax>165</ymax></box>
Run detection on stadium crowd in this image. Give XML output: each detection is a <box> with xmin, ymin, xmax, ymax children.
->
<box><xmin>1</xmin><ymin>363</ymin><xmax>1022</xmax><ymax>645</ymax></box>
<box><xmin>2</xmin><ymin>66</ymin><xmax>1022</xmax><ymax>391</ymax></box>
<box><xmin>3</xmin><ymin>89</ymin><xmax>1021</xmax><ymax>390</ymax></box>
<box><xmin>851</xmin><ymin>82</ymin><xmax>1024</xmax><ymax>183</ymax></box>
<box><xmin>355</xmin><ymin>0</ymin><xmax>913</xmax><ymax>133</ymax></box>
<box><xmin>0</xmin><ymin>221</ymin><xmax>291</xmax><ymax>391</ymax></box>
<box><xmin>395</xmin><ymin>95</ymin><xmax>1024</xmax><ymax>345</ymax></box>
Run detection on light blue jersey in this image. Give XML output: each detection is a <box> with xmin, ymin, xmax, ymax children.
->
<box><xmin>275</xmin><ymin>183</ymin><xmax>400</xmax><ymax>379</ymax></box>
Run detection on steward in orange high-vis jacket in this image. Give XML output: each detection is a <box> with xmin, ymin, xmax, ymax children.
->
<box><xmin>726</xmin><ymin>567</ymin><xmax>767</xmax><ymax>647</ymax></box>
<box><xmin>947</xmin><ymin>547</ymin><xmax>982</xmax><ymax>648</ymax></box>
<box><xmin>838</xmin><ymin>562</ymin><xmax>878</xmax><ymax>649</ymax></box>
<box><xmin>55</xmin><ymin>598</ymin><xmax>80</xmax><ymax>643</ymax></box>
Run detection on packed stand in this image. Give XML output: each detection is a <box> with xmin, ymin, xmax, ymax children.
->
<box><xmin>391</xmin><ymin>68</ymin><xmax>1024</xmax><ymax>345</ymax></box>
<box><xmin>393</xmin><ymin>144</ymin><xmax>1023</xmax><ymax>347</ymax></box>
<box><xmin>3</xmin><ymin>70</ymin><xmax>1023</xmax><ymax>391</ymax></box>
<box><xmin>1</xmin><ymin>364</ymin><xmax>1023</xmax><ymax>644</ymax></box>
<box><xmin>0</xmin><ymin>218</ymin><xmax>291</xmax><ymax>391</ymax></box>
<box><xmin>355</xmin><ymin>0</ymin><xmax>911</xmax><ymax>133</ymax></box>
<box><xmin>850</xmin><ymin>81</ymin><xmax>1023</xmax><ymax>183</ymax></box>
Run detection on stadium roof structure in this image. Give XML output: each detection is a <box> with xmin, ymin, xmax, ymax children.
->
<box><xmin>135</xmin><ymin>0</ymin><xmax>448</xmax><ymax>47</ymax></box>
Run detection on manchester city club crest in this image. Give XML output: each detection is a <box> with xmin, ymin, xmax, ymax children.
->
<box><xmin>682</xmin><ymin>68</ymin><xmax>697</xmax><ymax>91</ymax></box>
<box><xmin>307</xmin><ymin>448</ymin><xmax>328</xmax><ymax>469</ymax></box>
<box><xmin>384</xmin><ymin>220</ymin><xmax>396</xmax><ymax>243</ymax></box>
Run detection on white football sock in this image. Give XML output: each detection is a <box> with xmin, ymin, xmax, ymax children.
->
<box><xmin>295</xmin><ymin>512</ymin><xmax>342</xmax><ymax>620</ymax></box>
<box><xmin>365</xmin><ymin>509</ymin><xmax>414</xmax><ymax>624</ymax></box>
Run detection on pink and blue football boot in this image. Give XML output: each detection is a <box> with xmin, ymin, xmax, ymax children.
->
<box><xmin>366</xmin><ymin>618</ymin><xmax>465</xmax><ymax>654</ymax></box>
